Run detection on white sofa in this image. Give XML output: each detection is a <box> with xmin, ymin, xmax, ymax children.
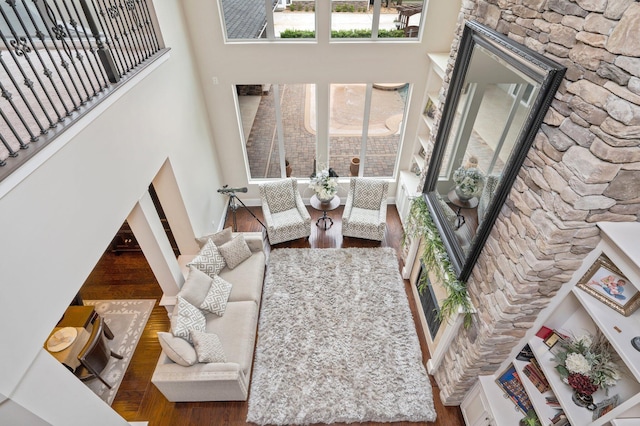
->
<box><xmin>151</xmin><ymin>232</ymin><xmax>266</xmax><ymax>402</ymax></box>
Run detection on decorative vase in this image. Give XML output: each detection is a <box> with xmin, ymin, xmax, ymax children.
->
<box><xmin>285</xmin><ymin>160</ymin><xmax>292</xmax><ymax>177</ymax></box>
<box><xmin>455</xmin><ymin>185</ymin><xmax>474</xmax><ymax>201</ymax></box>
<box><xmin>572</xmin><ymin>390</ymin><xmax>597</xmax><ymax>411</ymax></box>
<box><xmin>317</xmin><ymin>192</ymin><xmax>335</xmax><ymax>204</ymax></box>
<box><xmin>350</xmin><ymin>157</ymin><xmax>360</xmax><ymax>176</ymax></box>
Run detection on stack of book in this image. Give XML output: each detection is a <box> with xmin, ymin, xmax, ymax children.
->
<box><xmin>523</xmin><ymin>358</ymin><xmax>550</xmax><ymax>393</ymax></box>
<box><xmin>550</xmin><ymin>411</ymin><xmax>568</xmax><ymax>425</ymax></box>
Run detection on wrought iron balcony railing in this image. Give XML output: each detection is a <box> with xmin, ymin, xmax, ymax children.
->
<box><xmin>0</xmin><ymin>0</ymin><xmax>166</xmax><ymax>181</ymax></box>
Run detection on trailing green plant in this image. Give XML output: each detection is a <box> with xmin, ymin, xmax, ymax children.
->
<box><xmin>402</xmin><ymin>196</ymin><xmax>473</xmax><ymax>327</ymax></box>
<box><xmin>281</xmin><ymin>29</ymin><xmax>405</xmax><ymax>38</ymax></box>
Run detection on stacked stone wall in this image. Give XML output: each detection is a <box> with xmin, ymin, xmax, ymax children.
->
<box><xmin>426</xmin><ymin>0</ymin><xmax>640</xmax><ymax>404</ymax></box>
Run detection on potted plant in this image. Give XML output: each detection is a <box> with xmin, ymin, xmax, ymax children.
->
<box><xmin>553</xmin><ymin>330</ymin><xmax>620</xmax><ymax>410</ymax></box>
<box><xmin>519</xmin><ymin>410</ymin><xmax>541</xmax><ymax>426</ymax></box>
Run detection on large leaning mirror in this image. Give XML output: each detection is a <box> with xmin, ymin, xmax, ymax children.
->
<box><xmin>423</xmin><ymin>21</ymin><xmax>566</xmax><ymax>281</ymax></box>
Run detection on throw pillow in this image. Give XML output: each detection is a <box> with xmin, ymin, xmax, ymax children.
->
<box><xmin>200</xmin><ymin>275</ymin><xmax>232</xmax><ymax>316</ymax></box>
<box><xmin>191</xmin><ymin>329</ymin><xmax>227</xmax><ymax>363</ymax></box>
<box><xmin>217</xmin><ymin>235</ymin><xmax>252</xmax><ymax>269</ymax></box>
<box><xmin>195</xmin><ymin>227</ymin><xmax>233</xmax><ymax>249</ymax></box>
<box><xmin>171</xmin><ymin>296</ymin><xmax>206</xmax><ymax>343</ymax></box>
<box><xmin>187</xmin><ymin>238</ymin><xmax>226</xmax><ymax>278</ymax></box>
<box><xmin>157</xmin><ymin>332</ymin><xmax>197</xmax><ymax>366</ymax></box>
<box><xmin>177</xmin><ymin>265</ymin><xmax>213</xmax><ymax>308</ymax></box>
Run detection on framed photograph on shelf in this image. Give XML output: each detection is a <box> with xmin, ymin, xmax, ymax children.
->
<box><xmin>592</xmin><ymin>394</ymin><xmax>619</xmax><ymax>420</ymax></box>
<box><xmin>577</xmin><ymin>254</ymin><xmax>640</xmax><ymax>316</ymax></box>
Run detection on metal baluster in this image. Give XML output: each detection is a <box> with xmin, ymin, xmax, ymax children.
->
<box><xmin>26</xmin><ymin>0</ymin><xmax>73</xmax><ymax>118</ymax></box>
<box><xmin>69</xmin><ymin>0</ymin><xmax>110</xmax><ymax>88</ymax></box>
<box><xmin>0</xmin><ymin>76</ymin><xmax>35</xmax><ymax>147</ymax></box>
<box><xmin>129</xmin><ymin>0</ymin><xmax>151</xmax><ymax>58</ymax></box>
<box><xmin>0</xmin><ymin>103</ymin><xmax>23</xmax><ymax>155</ymax></box>
<box><xmin>61</xmin><ymin>0</ymin><xmax>102</xmax><ymax>95</ymax></box>
<box><xmin>31</xmin><ymin>0</ymin><xmax>81</xmax><ymax>112</ymax></box>
<box><xmin>96</xmin><ymin>0</ymin><xmax>131</xmax><ymax>73</ymax></box>
<box><xmin>116</xmin><ymin>0</ymin><xmax>142</xmax><ymax>65</ymax></box>
<box><xmin>0</xmin><ymin>48</ymin><xmax>41</xmax><ymax>143</ymax></box>
<box><xmin>137</xmin><ymin>0</ymin><xmax>159</xmax><ymax>53</ymax></box>
<box><xmin>90</xmin><ymin>0</ymin><xmax>126</xmax><ymax>76</ymax></box>
<box><xmin>2</xmin><ymin>1</ymin><xmax>57</xmax><ymax>128</ymax></box>
<box><xmin>51</xmin><ymin>0</ymin><xmax>91</xmax><ymax>103</ymax></box>
<box><xmin>109</xmin><ymin>0</ymin><xmax>138</xmax><ymax>70</ymax></box>
<box><xmin>76</xmin><ymin>0</ymin><xmax>118</xmax><ymax>84</ymax></box>
<box><xmin>42</xmin><ymin>0</ymin><xmax>85</xmax><ymax>108</ymax></box>
<box><xmin>121</xmin><ymin>0</ymin><xmax>145</xmax><ymax>61</ymax></box>
<box><xmin>17</xmin><ymin>0</ymin><xmax>67</xmax><ymax>123</ymax></box>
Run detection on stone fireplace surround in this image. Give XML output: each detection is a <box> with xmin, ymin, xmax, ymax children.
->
<box><xmin>420</xmin><ymin>0</ymin><xmax>640</xmax><ymax>405</ymax></box>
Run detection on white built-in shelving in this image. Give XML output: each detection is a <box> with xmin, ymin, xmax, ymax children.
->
<box><xmin>462</xmin><ymin>222</ymin><xmax>640</xmax><ymax>425</ymax></box>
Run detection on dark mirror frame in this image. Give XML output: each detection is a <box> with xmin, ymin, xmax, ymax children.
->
<box><xmin>422</xmin><ymin>21</ymin><xmax>566</xmax><ymax>281</ymax></box>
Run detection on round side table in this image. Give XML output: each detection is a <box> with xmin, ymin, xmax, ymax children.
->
<box><xmin>447</xmin><ymin>189</ymin><xmax>478</xmax><ymax>230</ymax></box>
<box><xmin>310</xmin><ymin>195</ymin><xmax>340</xmax><ymax>230</ymax></box>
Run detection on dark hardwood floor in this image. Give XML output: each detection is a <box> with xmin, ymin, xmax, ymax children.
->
<box><xmin>80</xmin><ymin>204</ymin><xmax>465</xmax><ymax>426</ymax></box>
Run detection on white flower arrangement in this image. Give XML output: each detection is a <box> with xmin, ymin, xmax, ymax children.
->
<box><xmin>309</xmin><ymin>168</ymin><xmax>338</xmax><ymax>200</ymax></box>
<box><xmin>553</xmin><ymin>331</ymin><xmax>621</xmax><ymax>395</ymax></box>
<box><xmin>453</xmin><ymin>165</ymin><xmax>484</xmax><ymax>197</ymax></box>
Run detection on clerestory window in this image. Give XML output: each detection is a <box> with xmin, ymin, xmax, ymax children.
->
<box><xmin>220</xmin><ymin>0</ymin><xmax>424</xmax><ymax>41</ymax></box>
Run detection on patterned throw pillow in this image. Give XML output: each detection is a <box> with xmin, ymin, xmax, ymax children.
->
<box><xmin>157</xmin><ymin>332</ymin><xmax>197</xmax><ymax>366</ymax></box>
<box><xmin>218</xmin><ymin>235</ymin><xmax>252</xmax><ymax>269</ymax></box>
<box><xmin>195</xmin><ymin>226</ymin><xmax>233</xmax><ymax>249</ymax></box>
<box><xmin>200</xmin><ymin>275</ymin><xmax>233</xmax><ymax>316</ymax></box>
<box><xmin>353</xmin><ymin>179</ymin><xmax>384</xmax><ymax>210</ymax></box>
<box><xmin>171</xmin><ymin>296</ymin><xmax>206</xmax><ymax>343</ymax></box>
<box><xmin>177</xmin><ymin>266</ymin><xmax>214</xmax><ymax>308</ymax></box>
<box><xmin>187</xmin><ymin>239</ymin><xmax>226</xmax><ymax>278</ymax></box>
<box><xmin>191</xmin><ymin>330</ymin><xmax>227</xmax><ymax>363</ymax></box>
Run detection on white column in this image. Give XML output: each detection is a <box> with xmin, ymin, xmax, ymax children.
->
<box><xmin>127</xmin><ymin>191</ymin><xmax>183</xmax><ymax>310</ymax></box>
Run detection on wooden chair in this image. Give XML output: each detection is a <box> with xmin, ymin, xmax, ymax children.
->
<box><xmin>76</xmin><ymin>316</ymin><xmax>122</xmax><ymax>389</ymax></box>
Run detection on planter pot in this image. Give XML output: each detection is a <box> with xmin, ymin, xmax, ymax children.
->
<box><xmin>317</xmin><ymin>193</ymin><xmax>335</xmax><ymax>203</ymax></box>
<box><xmin>350</xmin><ymin>157</ymin><xmax>360</xmax><ymax>176</ymax></box>
<box><xmin>455</xmin><ymin>185</ymin><xmax>474</xmax><ymax>201</ymax></box>
<box><xmin>572</xmin><ymin>390</ymin><xmax>597</xmax><ymax>411</ymax></box>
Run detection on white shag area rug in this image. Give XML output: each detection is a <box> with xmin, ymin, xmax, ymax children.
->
<box><xmin>247</xmin><ymin>248</ymin><xmax>436</xmax><ymax>425</ymax></box>
<box><xmin>83</xmin><ymin>299</ymin><xmax>155</xmax><ymax>405</ymax></box>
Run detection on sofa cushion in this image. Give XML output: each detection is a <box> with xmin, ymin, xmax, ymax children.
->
<box><xmin>218</xmin><ymin>235</ymin><xmax>252</xmax><ymax>270</ymax></box>
<box><xmin>187</xmin><ymin>239</ymin><xmax>226</xmax><ymax>278</ymax></box>
<box><xmin>219</xmin><ymin>251</ymin><xmax>266</xmax><ymax>304</ymax></box>
<box><xmin>205</xmin><ymin>301</ymin><xmax>258</xmax><ymax>376</ymax></box>
<box><xmin>195</xmin><ymin>227</ymin><xmax>233</xmax><ymax>249</ymax></box>
<box><xmin>200</xmin><ymin>275</ymin><xmax>232</xmax><ymax>316</ymax></box>
<box><xmin>191</xmin><ymin>330</ymin><xmax>227</xmax><ymax>363</ymax></box>
<box><xmin>171</xmin><ymin>297</ymin><xmax>206</xmax><ymax>344</ymax></box>
<box><xmin>178</xmin><ymin>266</ymin><xmax>213</xmax><ymax>308</ymax></box>
<box><xmin>157</xmin><ymin>332</ymin><xmax>197</xmax><ymax>367</ymax></box>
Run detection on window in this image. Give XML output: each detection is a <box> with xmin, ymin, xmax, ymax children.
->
<box><xmin>220</xmin><ymin>0</ymin><xmax>424</xmax><ymax>41</ymax></box>
<box><xmin>237</xmin><ymin>82</ymin><xmax>408</xmax><ymax>182</ymax></box>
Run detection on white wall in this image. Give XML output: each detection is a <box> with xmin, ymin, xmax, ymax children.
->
<box><xmin>0</xmin><ymin>1</ymin><xmax>225</xmax><ymax>423</ymax></box>
<box><xmin>180</xmin><ymin>0</ymin><xmax>460</xmax><ymax>200</ymax></box>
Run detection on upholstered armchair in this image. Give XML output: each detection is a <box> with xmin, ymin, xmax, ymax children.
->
<box><xmin>259</xmin><ymin>179</ymin><xmax>311</xmax><ymax>245</ymax></box>
<box><xmin>342</xmin><ymin>178</ymin><xmax>389</xmax><ymax>241</ymax></box>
